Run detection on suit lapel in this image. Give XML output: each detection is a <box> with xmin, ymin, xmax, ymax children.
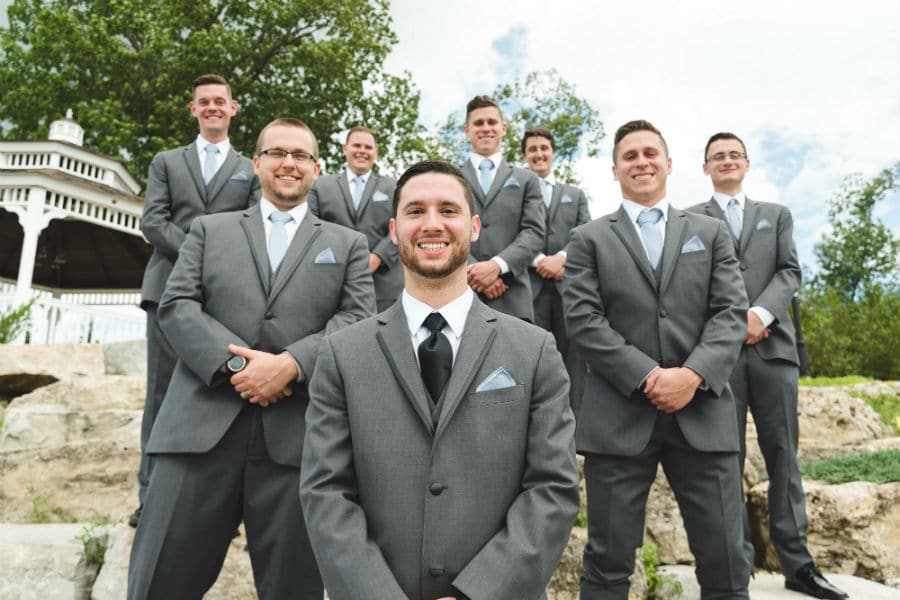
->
<box><xmin>658</xmin><ymin>208</ymin><xmax>689</xmax><ymax>296</ymax></box>
<box><xmin>482</xmin><ymin>161</ymin><xmax>511</xmax><ymax>208</ymax></box>
<box><xmin>268</xmin><ymin>211</ymin><xmax>321</xmax><ymax>306</ymax></box>
<box><xmin>336</xmin><ymin>172</ymin><xmax>355</xmax><ymax>219</ymax></box>
<box><xmin>206</xmin><ymin>148</ymin><xmax>239</xmax><ymax>200</ymax></box>
<box><xmin>355</xmin><ymin>174</ymin><xmax>377</xmax><ymax>220</ymax></box>
<box><xmin>548</xmin><ymin>183</ymin><xmax>563</xmax><ymax>223</ymax></box>
<box><xmin>738</xmin><ymin>198</ymin><xmax>758</xmax><ymax>255</ymax></box>
<box><xmin>182</xmin><ymin>144</ymin><xmax>207</xmax><ymax>202</ymax></box>
<box><xmin>375</xmin><ymin>304</ymin><xmax>435</xmax><ymax>435</ymax></box>
<box><xmin>434</xmin><ymin>300</ymin><xmax>497</xmax><ymax>441</ymax></box>
<box><xmin>609</xmin><ymin>206</ymin><xmax>658</xmax><ymax>291</ymax></box>
<box><xmin>460</xmin><ymin>161</ymin><xmax>486</xmax><ymax>206</ymax></box>
<box><xmin>240</xmin><ymin>209</ymin><xmax>271</xmax><ymax>296</ymax></box>
<box><xmin>704</xmin><ymin>198</ymin><xmax>738</xmax><ymax>253</ymax></box>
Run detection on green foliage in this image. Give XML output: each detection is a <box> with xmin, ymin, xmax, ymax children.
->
<box><xmin>0</xmin><ymin>298</ymin><xmax>34</xmax><ymax>343</ymax></box>
<box><xmin>0</xmin><ymin>0</ymin><xmax>426</xmax><ymax>184</ymax></box>
<box><xmin>851</xmin><ymin>390</ymin><xmax>900</xmax><ymax>435</ymax></box>
<box><xmin>799</xmin><ymin>450</ymin><xmax>900</xmax><ymax>484</ymax></box>
<box><xmin>798</xmin><ymin>375</ymin><xmax>873</xmax><ymax>387</ymax></box>
<box><xmin>435</xmin><ymin>69</ymin><xmax>605</xmax><ymax>184</ymax></box>
<box><xmin>642</xmin><ymin>542</ymin><xmax>683</xmax><ymax>599</ymax></box>
<box><xmin>574</xmin><ymin>511</ymin><xmax>587</xmax><ymax>528</ymax></box>
<box><xmin>75</xmin><ymin>513</ymin><xmax>111</xmax><ymax>568</ymax></box>
<box><xmin>25</xmin><ymin>485</ymin><xmax>76</xmax><ymax>523</ymax></box>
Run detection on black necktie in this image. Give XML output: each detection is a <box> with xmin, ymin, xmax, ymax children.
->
<box><xmin>419</xmin><ymin>312</ymin><xmax>452</xmax><ymax>405</ymax></box>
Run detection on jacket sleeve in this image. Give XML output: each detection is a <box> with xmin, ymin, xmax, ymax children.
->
<box><xmin>141</xmin><ymin>153</ymin><xmax>187</xmax><ymax>260</ymax></box>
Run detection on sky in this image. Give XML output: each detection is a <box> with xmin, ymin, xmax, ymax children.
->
<box><xmin>384</xmin><ymin>0</ymin><xmax>900</xmax><ymax>274</ymax></box>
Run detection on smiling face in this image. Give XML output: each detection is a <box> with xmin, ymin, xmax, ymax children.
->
<box><xmin>464</xmin><ymin>106</ymin><xmax>507</xmax><ymax>157</ymax></box>
<box><xmin>342</xmin><ymin>130</ymin><xmax>378</xmax><ymax>176</ymax></box>
<box><xmin>703</xmin><ymin>138</ymin><xmax>749</xmax><ymax>194</ymax></box>
<box><xmin>253</xmin><ymin>124</ymin><xmax>321</xmax><ymax>210</ymax></box>
<box><xmin>390</xmin><ymin>172</ymin><xmax>480</xmax><ymax>282</ymax></box>
<box><xmin>524</xmin><ymin>134</ymin><xmax>555</xmax><ymax>178</ymax></box>
<box><xmin>190</xmin><ymin>84</ymin><xmax>238</xmax><ymax>143</ymax></box>
<box><xmin>612</xmin><ymin>129</ymin><xmax>672</xmax><ymax>206</ymax></box>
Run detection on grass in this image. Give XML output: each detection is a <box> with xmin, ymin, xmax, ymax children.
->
<box><xmin>799</xmin><ymin>450</ymin><xmax>900</xmax><ymax>484</ymax></box>
<box><xmin>25</xmin><ymin>485</ymin><xmax>76</xmax><ymax>523</ymax></box>
<box><xmin>643</xmin><ymin>542</ymin><xmax>683</xmax><ymax>598</ymax></box>
<box><xmin>851</xmin><ymin>391</ymin><xmax>900</xmax><ymax>435</ymax></box>
<box><xmin>798</xmin><ymin>375</ymin><xmax>872</xmax><ymax>387</ymax></box>
<box><xmin>75</xmin><ymin>513</ymin><xmax>111</xmax><ymax>568</ymax></box>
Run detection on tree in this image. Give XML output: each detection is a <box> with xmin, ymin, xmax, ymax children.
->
<box><xmin>0</xmin><ymin>0</ymin><xmax>426</xmax><ymax>185</ymax></box>
<box><xmin>435</xmin><ymin>69</ymin><xmax>605</xmax><ymax>184</ymax></box>
<box><xmin>813</xmin><ymin>162</ymin><xmax>900</xmax><ymax>299</ymax></box>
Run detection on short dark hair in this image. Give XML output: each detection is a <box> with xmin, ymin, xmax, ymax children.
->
<box><xmin>704</xmin><ymin>132</ymin><xmax>748</xmax><ymax>162</ymax></box>
<box><xmin>465</xmin><ymin>95</ymin><xmax>503</xmax><ymax>122</ymax></box>
<box><xmin>192</xmin><ymin>74</ymin><xmax>231</xmax><ymax>98</ymax></box>
<box><xmin>612</xmin><ymin>119</ymin><xmax>668</xmax><ymax>163</ymax></box>
<box><xmin>393</xmin><ymin>160</ymin><xmax>475</xmax><ymax>217</ymax></box>
<box><xmin>521</xmin><ymin>126</ymin><xmax>556</xmax><ymax>154</ymax></box>
<box><xmin>256</xmin><ymin>117</ymin><xmax>319</xmax><ymax>158</ymax></box>
<box><xmin>346</xmin><ymin>126</ymin><xmax>378</xmax><ymax>145</ymax></box>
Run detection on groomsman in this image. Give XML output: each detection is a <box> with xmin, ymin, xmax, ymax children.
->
<box><xmin>689</xmin><ymin>132</ymin><xmax>847</xmax><ymax>600</ymax></box>
<box><xmin>308</xmin><ymin>126</ymin><xmax>401</xmax><ymax>311</ymax></box>
<box><xmin>459</xmin><ymin>95</ymin><xmax>545</xmax><ymax>321</ymax></box>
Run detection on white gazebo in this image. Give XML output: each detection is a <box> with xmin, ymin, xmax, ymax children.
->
<box><xmin>0</xmin><ymin>110</ymin><xmax>150</xmax><ymax>343</ymax></box>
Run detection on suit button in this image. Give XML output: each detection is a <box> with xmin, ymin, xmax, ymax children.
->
<box><xmin>429</xmin><ymin>566</ymin><xmax>444</xmax><ymax>577</ymax></box>
<box><xmin>740</xmin><ymin>264</ymin><xmax>748</xmax><ymax>271</ymax></box>
<box><xmin>264</xmin><ymin>313</ymin><xmax>274</xmax><ymax>320</ymax></box>
<box><xmin>659</xmin><ymin>310</ymin><xmax>667</xmax><ymax>318</ymax></box>
<box><xmin>429</xmin><ymin>482</ymin><xmax>444</xmax><ymax>496</ymax></box>
<box><xmin>482</xmin><ymin>222</ymin><xmax>490</xmax><ymax>228</ymax></box>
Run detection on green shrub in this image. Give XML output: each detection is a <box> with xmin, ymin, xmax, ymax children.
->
<box><xmin>799</xmin><ymin>450</ymin><xmax>900</xmax><ymax>484</ymax></box>
<box><xmin>850</xmin><ymin>391</ymin><xmax>900</xmax><ymax>434</ymax></box>
<box><xmin>643</xmin><ymin>542</ymin><xmax>683</xmax><ymax>598</ymax></box>
<box><xmin>798</xmin><ymin>375</ymin><xmax>872</xmax><ymax>387</ymax></box>
<box><xmin>0</xmin><ymin>299</ymin><xmax>34</xmax><ymax>343</ymax></box>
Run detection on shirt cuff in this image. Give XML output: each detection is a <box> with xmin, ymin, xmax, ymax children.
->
<box><xmin>291</xmin><ymin>356</ymin><xmax>305</xmax><ymax>382</ymax></box>
<box><xmin>531</xmin><ymin>253</ymin><xmax>547</xmax><ymax>268</ymax></box>
<box><xmin>491</xmin><ymin>256</ymin><xmax>510</xmax><ymax>274</ymax></box>
<box><xmin>557</xmin><ymin>250</ymin><xmax>567</xmax><ymax>258</ymax></box>
<box><xmin>749</xmin><ymin>305</ymin><xmax>775</xmax><ymax>327</ymax></box>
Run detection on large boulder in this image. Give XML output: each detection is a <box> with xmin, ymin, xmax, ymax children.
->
<box><xmin>795</xmin><ymin>384</ymin><xmax>890</xmax><ymax>461</ymax></box>
<box><xmin>0</xmin><ymin>344</ymin><xmax>106</xmax><ymax>397</ymax></box>
<box><xmin>101</xmin><ymin>340</ymin><xmax>146</xmax><ymax>378</ymax></box>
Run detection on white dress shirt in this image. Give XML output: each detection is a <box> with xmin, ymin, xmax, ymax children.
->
<box><xmin>196</xmin><ymin>135</ymin><xmax>230</xmax><ymax>181</ymax></box>
<box><xmin>402</xmin><ymin>287</ymin><xmax>474</xmax><ymax>367</ymax></box>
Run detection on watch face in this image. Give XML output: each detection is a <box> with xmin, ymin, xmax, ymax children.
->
<box><xmin>227</xmin><ymin>355</ymin><xmax>247</xmax><ymax>372</ymax></box>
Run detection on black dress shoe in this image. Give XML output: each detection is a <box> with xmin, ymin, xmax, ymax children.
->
<box><xmin>128</xmin><ymin>505</ymin><xmax>142</xmax><ymax>528</ymax></box>
<box><xmin>785</xmin><ymin>562</ymin><xmax>849</xmax><ymax>599</ymax></box>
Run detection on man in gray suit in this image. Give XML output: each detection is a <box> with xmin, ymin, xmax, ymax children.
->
<box><xmin>128</xmin><ymin>118</ymin><xmax>375</xmax><ymax>600</ymax></box>
<box><xmin>308</xmin><ymin>126</ymin><xmax>401</xmax><ymax>311</ymax></box>
<box><xmin>300</xmin><ymin>160</ymin><xmax>579</xmax><ymax>600</ymax></box>
<box><xmin>522</xmin><ymin>126</ymin><xmax>591</xmax><ymax>409</ymax></box>
<box><xmin>689</xmin><ymin>132</ymin><xmax>847</xmax><ymax>600</ymax></box>
<box><xmin>563</xmin><ymin>120</ymin><xmax>751</xmax><ymax>599</ymax></box>
<box><xmin>134</xmin><ymin>73</ymin><xmax>259</xmax><ymax>526</ymax></box>
<box><xmin>459</xmin><ymin>95</ymin><xmax>545</xmax><ymax>321</ymax></box>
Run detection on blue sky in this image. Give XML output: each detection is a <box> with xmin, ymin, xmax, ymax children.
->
<box><xmin>385</xmin><ymin>0</ymin><xmax>900</xmax><ymax>274</ymax></box>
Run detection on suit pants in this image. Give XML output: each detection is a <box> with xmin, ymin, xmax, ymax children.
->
<box><xmin>127</xmin><ymin>405</ymin><xmax>323</xmax><ymax>600</ymax></box>
<box><xmin>730</xmin><ymin>348</ymin><xmax>811</xmax><ymax>574</ymax></box>
<box><xmin>138</xmin><ymin>305</ymin><xmax>178</xmax><ymax>505</ymax></box>
<box><xmin>531</xmin><ymin>275</ymin><xmax>582</xmax><ymax>411</ymax></box>
<box><xmin>581</xmin><ymin>413</ymin><xmax>751</xmax><ymax>600</ymax></box>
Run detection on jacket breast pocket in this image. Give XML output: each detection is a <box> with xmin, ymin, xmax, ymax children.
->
<box><xmin>468</xmin><ymin>383</ymin><xmax>526</xmax><ymax>407</ymax></box>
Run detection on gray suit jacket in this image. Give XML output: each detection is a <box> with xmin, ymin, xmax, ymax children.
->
<box><xmin>460</xmin><ymin>160</ymin><xmax>546</xmax><ymax>320</ymax></box>
<box><xmin>308</xmin><ymin>171</ymin><xmax>402</xmax><ymax>306</ymax></box>
<box><xmin>300</xmin><ymin>299</ymin><xmax>579</xmax><ymax>600</ymax></box>
<box><xmin>529</xmin><ymin>182</ymin><xmax>591</xmax><ymax>298</ymax></box>
<box><xmin>563</xmin><ymin>205</ymin><xmax>749</xmax><ymax>456</ymax></box>
<box><xmin>148</xmin><ymin>208</ymin><xmax>375</xmax><ymax>467</ymax></box>
<box><xmin>139</xmin><ymin>142</ymin><xmax>259</xmax><ymax>307</ymax></box>
<box><xmin>687</xmin><ymin>198</ymin><xmax>800</xmax><ymax>365</ymax></box>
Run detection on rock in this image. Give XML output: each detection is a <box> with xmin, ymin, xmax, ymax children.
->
<box><xmin>795</xmin><ymin>385</ymin><xmax>889</xmax><ymax>461</ymax></box>
<box><xmin>0</xmin><ymin>376</ymin><xmax>143</xmax><ymax>450</ymax></box>
<box><xmin>748</xmin><ymin>480</ymin><xmax>900</xmax><ymax>583</ymax></box>
<box><xmin>90</xmin><ymin>525</ymin><xmax>130</xmax><ymax>600</ymax></box>
<box><xmin>0</xmin><ymin>344</ymin><xmax>106</xmax><ymax>397</ymax></box>
<box><xmin>0</xmin><ymin>523</ymin><xmax>101</xmax><ymax>600</ymax></box>
<box><xmin>546</xmin><ymin>527</ymin><xmax>647</xmax><ymax>600</ymax></box>
<box><xmin>102</xmin><ymin>340</ymin><xmax>146</xmax><ymax>377</ymax></box>
<box><xmin>644</xmin><ymin>467</ymin><xmax>693</xmax><ymax>566</ymax></box>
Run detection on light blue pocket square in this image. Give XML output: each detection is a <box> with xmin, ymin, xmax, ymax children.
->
<box><xmin>681</xmin><ymin>235</ymin><xmax>706</xmax><ymax>254</ymax></box>
<box><xmin>756</xmin><ymin>218</ymin><xmax>772</xmax><ymax>231</ymax></box>
<box><xmin>373</xmin><ymin>190</ymin><xmax>390</xmax><ymax>202</ymax></box>
<box><xmin>475</xmin><ymin>367</ymin><xmax>517</xmax><ymax>392</ymax></box>
<box><xmin>561</xmin><ymin>194</ymin><xmax>573</xmax><ymax>204</ymax></box>
<box><xmin>314</xmin><ymin>248</ymin><xmax>336</xmax><ymax>264</ymax></box>
<box><xmin>230</xmin><ymin>171</ymin><xmax>250</xmax><ymax>181</ymax></box>
<box><xmin>502</xmin><ymin>176</ymin><xmax>520</xmax><ymax>188</ymax></box>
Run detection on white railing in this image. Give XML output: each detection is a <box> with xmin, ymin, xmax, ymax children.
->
<box><xmin>4</xmin><ymin>150</ymin><xmax>110</xmax><ymax>188</ymax></box>
<box><xmin>0</xmin><ymin>293</ymin><xmax>145</xmax><ymax>344</ymax></box>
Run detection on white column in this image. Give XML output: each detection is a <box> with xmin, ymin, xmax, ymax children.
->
<box><xmin>14</xmin><ymin>186</ymin><xmax>48</xmax><ymax>303</ymax></box>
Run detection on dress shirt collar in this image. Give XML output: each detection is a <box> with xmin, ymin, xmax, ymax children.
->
<box><xmin>468</xmin><ymin>151</ymin><xmax>504</xmax><ymax>173</ymax></box>
<box><xmin>622</xmin><ymin>197</ymin><xmax>670</xmax><ymax>225</ymax></box>
<box><xmin>345</xmin><ymin>169</ymin><xmax>372</xmax><ymax>187</ymax></box>
<box><xmin>402</xmin><ymin>287</ymin><xmax>474</xmax><ymax>341</ymax></box>
<box><xmin>541</xmin><ymin>174</ymin><xmax>557</xmax><ymax>187</ymax></box>
<box><xmin>712</xmin><ymin>191</ymin><xmax>746</xmax><ymax>213</ymax></box>
<box><xmin>259</xmin><ymin>195</ymin><xmax>308</xmax><ymax>226</ymax></box>
<box><xmin>196</xmin><ymin>135</ymin><xmax>230</xmax><ymax>158</ymax></box>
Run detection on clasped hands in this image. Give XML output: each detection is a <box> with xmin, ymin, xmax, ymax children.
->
<box><xmin>467</xmin><ymin>260</ymin><xmax>508</xmax><ymax>299</ymax></box>
<box><xmin>535</xmin><ymin>253</ymin><xmax>566</xmax><ymax>281</ymax></box>
<box><xmin>227</xmin><ymin>344</ymin><xmax>298</xmax><ymax>407</ymax></box>
<box><xmin>643</xmin><ymin>367</ymin><xmax>703</xmax><ymax>413</ymax></box>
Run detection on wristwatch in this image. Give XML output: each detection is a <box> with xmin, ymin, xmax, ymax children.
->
<box><xmin>226</xmin><ymin>354</ymin><xmax>247</xmax><ymax>374</ymax></box>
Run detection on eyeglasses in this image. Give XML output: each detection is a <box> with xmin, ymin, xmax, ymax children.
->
<box><xmin>258</xmin><ymin>149</ymin><xmax>317</xmax><ymax>164</ymax></box>
<box><xmin>707</xmin><ymin>152</ymin><xmax>746</xmax><ymax>163</ymax></box>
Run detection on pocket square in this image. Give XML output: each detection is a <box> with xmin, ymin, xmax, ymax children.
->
<box><xmin>372</xmin><ymin>190</ymin><xmax>390</xmax><ymax>202</ymax></box>
<box><xmin>314</xmin><ymin>248</ymin><xmax>336</xmax><ymax>264</ymax></box>
<box><xmin>475</xmin><ymin>367</ymin><xmax>517</xmax><ymax>392</ymax></box>
<box><xmin>756</xmin><ymin>218</ymin><xmax>772</xmax><ymax>231</ymax></box>
<box><xmin>561</xmin><ymin>194</ymin><xmax>573</xmax><ymax>204</ymax></box>
<box><xmin>502</xmin><ymin>176</ymin><xmax>520</xmax><ymax>188</ymax></box>
<box><xmin>230</xmin><ymin>171</ymin><xmax>250</xmax><ymax>181</ymax></box>
<box><xmin>681</xmin><ymin>235</ymin><xmax>706</xmax><ymax>254</ymax></box>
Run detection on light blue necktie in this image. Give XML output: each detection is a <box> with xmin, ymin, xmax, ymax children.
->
<box><xmin>541</xmin><ymin>179</ymin><xmax>552</xmax><ymax>208</ymax></box>
<box><xmin>268</xmin><ymin>211</ymin><xmax>294</xmax><ymax>271</ymax></box>
<box><xmin>203</xmin><ymin>144</ymin><xmax>220</xmax><ymax>185</ymax></box>
<box><xmin>478</xmin><ymin>158</ymin><xmax>494</xmax><ymax>194</ymax></box>
<box><xmin>637</xmin><ymin>208</ymin><xmax>664</xmax><ymax>270</ymax></box>
<box><xmin>352</xmin><ymin>175</ymin><xmax>365</xmax><ymax>211</ymax></box>
<box><xmin>727</xmin><ymin>198</ymin><xmax>743</xmax><ymax>240</ymax></box>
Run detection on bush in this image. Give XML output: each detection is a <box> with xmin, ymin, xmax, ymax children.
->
<box><xmin>851</xmin><ymin>391</ymin><xmax>900</xmax><ymax>435</ymax></box>
<box><xmin>800</xmin><ymin>450</ymin><xmax>900</xmax><ymax>484</ymax></box>
<box><xmin>0</xmin><ymin>298</ymin><xmax>34</xmax><ymax>343</ymax></box>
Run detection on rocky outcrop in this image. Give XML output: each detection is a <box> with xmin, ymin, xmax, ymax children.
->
<box><xmin>0</xmin><ymin>343</ymin><xmax>106</xmax><ymax>397</ymax></box>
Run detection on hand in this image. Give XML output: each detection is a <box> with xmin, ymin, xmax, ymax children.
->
<box><xmin>644</xmin><ymin>367</ymin><xmax>702</xmax><ymax>413</ymax></box>
<box><xmin>482</xmin><ymin>278</ymin><xmax>509</xmax><ymax>299</ymax></box>
<box><xmin>368</xmin><ymin>252</ymin><xmax>382</xmax><ymax>273</ymax></box>
<box><xmin>536</xmin><ymin>253</ymin><xmax>566</xmax><ymax>280</ymax></box>
<box><xmin>467</xmin><ymin>260</ymin><xmax>501</xmax><ymax>292</ymax></box>
<box><xmin>744</xmin><ymin>311</ymin><xmax>770</xmax><ymax>345</ymax></box>
<box><xmin>228</xmin><ymin>345</ymin><xmax>297</xmax><ymax>407</ymax></box>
